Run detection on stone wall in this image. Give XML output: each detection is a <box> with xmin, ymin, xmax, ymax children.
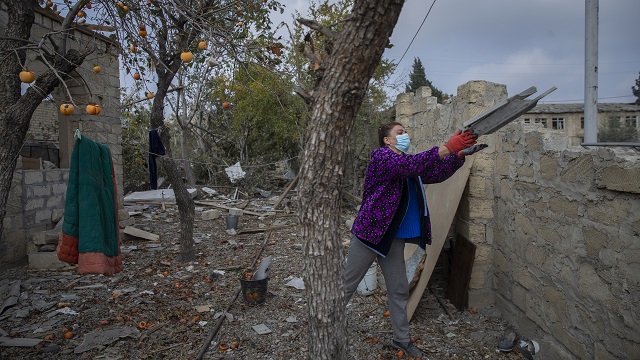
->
<box><xmin>1</xmin><ymin>7</ymin><xmax>122</xmax><ymax>265</ymax></box>
<box><xmin>397</xmin><ymin>82</ymin><xmax>640</xmax><ymax>360</ymax></box>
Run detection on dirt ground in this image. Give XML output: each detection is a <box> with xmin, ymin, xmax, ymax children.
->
<box><xmin>0</xmin><ymin>189</ymin><xmax>533</xmax><ymax>360</ymax></box>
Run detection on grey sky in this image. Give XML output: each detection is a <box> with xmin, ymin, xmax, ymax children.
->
<box><xmin>276</xmin><ymin>0</ymin><xmax>640</xmax><ymax>104</ymax></box>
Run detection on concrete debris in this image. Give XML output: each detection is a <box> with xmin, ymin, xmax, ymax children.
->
<box><xmin>74</xmin><ymin>326</ymin><xmax>140</xmax><ymax>353</ymax></box>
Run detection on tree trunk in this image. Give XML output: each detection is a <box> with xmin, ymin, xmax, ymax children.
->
<box><xmin>297</xmin><ymin>1</ymin><xmax>404</xmax><ymax>358</ymax></box>
<box><xmin>0</xmin><ymin>0</ymin><xmax>87</xmax><ymax>247</ymax></box>
<box><xmin>152</xmin><ymin>68</ymin><xmax>195</xmax><ymax>262</ymax></box>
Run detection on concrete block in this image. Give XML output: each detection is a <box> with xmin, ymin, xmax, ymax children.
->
<box><xmin>560</xmin><ymin>154</ymin><xmax>594</xmax><ymax>183</ymax></box>
<box><xmin>397</xmin><ymin>103</ymin><xmax>416</xmax><ymax>116</ymax></box>
<box><xmin>467</xmin><ymin>176</ymin><xmax>490</xmax><ymax>197</ymax></box>
<box><xmin>586</xmin><ymin>197</ymin><xmax>631</xmax><ymax>228</ymax></box>
<box><xmin>468</xmin><ymin>199</ymin><xmax>494</xmax><ymax>219</ymax></box>
<box><xmin>473</xmin><ymin>244</ymin><xmax>492</xmax><ymax>263</ymax></box>
<box><xmin>525</xmin><ymin>132</ymin><xmax>543</xmax><ymax>151</ymax></box>
<box><xmin>536</xmin><ymin>226</ymin><xmax>561</xmax><ymax>246</ymax></box>
<box><xmin>33</xmin><ymin>185</ymin><xmax>51</xmax><ymax>197</ymax></box>
<box><xmin>599</xmin><ymin>166</ymin><xmax>640</xmax><ymax>194</ymax></box>
<box><xmin>528</xmin><ymin>198</ymin><xmax>546</xmax><ymax>213</ymax></box>
<box><xmin>539</xmin><ymin>155</ymin><xmax>558</xmax><ymax>180</ymax></box>
<box><xmin>456</xmin><ymin>220</ymin><xmax>485</xmax><ymax>243</ymax></box>
<box><xmin>525</xmin><ymin>243</ymin><xmax>550</xmax><ymax>269</ymax></box>
<box><xmin>24</xmin><ymin>171</ymin><xmax>43</xmax><ymax>185</ymax></box>
<box><xmin>515</xmin><ymin>213</ymin><xmax>536</xmax><ymax>236</ymax></box>
<box><xmin>415</xmin><ymin>86</ymin><xmax>432</xmax><ymax>98</ymax></box>
<box><xmin>52</xmin><ymin>183</ymin><xmax>67</xmax><ymax>195</ymax></box>
<box><xmin>28</xmin><ymin>252</ymin><xmax>69</xmax><ymax>270</ymax></box>
<box><xmin>471</xmin><ymin>153</ymin><xmax>494</xmax><ymax>174</ymax></box>
<box><xmin>549</xmin><ymin>197</ymin><xmax>578</xmax><ymax>218</ymax></box>
<box><xmin>46</xmin><ymin>195</ymin><xmax>63</xmax><ymax>208</ymax></box>
<box><xmin>583</xmin><ymin>227</ymin><xmax>607</xmax><ymax>257</ymax></box>
<box><xmin>469</xmin><ymin>264</ymin><xmax>491</xmax><ymax>289</ymax></box>
<box><xmin>496</xmin><ymin>153</ymin><xmax>510</xmax><ymax>176</ymax></box>
<box><xmin>517</xmin><ymin>164</ymin><xmax>534</xmax><ymax>178</ymax></box>
<box><xmin>35</xmin><ymin>209</ymin><xmax>52</xmax><ymax>223</ymax></box>
<box><xmin>395</xmin><ymin>92</ymin><xmax>414</xmax><ymax>104</ymax></box>
<box><xmin>202</xmin><ymin>209</ymin><xmax>221</xmax><ymax>220</ymax></box>
<box><xmin>45</xmin><ymin>169</ymin><xmax>62</xmax><ymax>182</ymax></box>
<box><xmin>513</xmin><ymin>266</ymin><xmax>537</xmax><ymax>289</ymax></box>
<box><xmin>25</xmin><ymin>198</ymin><xmax>44</xmax><ymax>211</ymax></box>
<box><xmin>578</xmin><ymin>263</ymin><xmax>614</xmax><ymax>302</ymax></box>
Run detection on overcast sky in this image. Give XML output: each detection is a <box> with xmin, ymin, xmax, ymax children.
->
<box><xmin>275</xmin><ymin>0</ymin><xmax>640</xmax><ymax>104</ymax></box>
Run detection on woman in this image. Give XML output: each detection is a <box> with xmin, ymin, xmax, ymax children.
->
<box><xmin>343</xmin><ymin>122</ymin><xmax>485</xmax><ymax>358</ymax></box>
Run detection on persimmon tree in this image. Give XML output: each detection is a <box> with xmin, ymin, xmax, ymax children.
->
<box><xmin>0</xmin><ymin>0</ymin><xmax>93</xmax><ymax>252</ymax></box>
<box><xmin>96</xmin><ymin>0</ymin><xmax>283</xmax><ymax>261</ymax></box>
<box><xmin>293</xmin><ymin>0</ymin><xmax>406</xmax><ymax>358</ymax></box>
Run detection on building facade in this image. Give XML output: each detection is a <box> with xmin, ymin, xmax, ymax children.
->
<box><xmin>518</xmin><ymin>103</ymin><xmax>640</xmax><ymax>146</ymax></box>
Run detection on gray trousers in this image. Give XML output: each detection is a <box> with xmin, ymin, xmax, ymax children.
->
<box><xmin>343</xmin><ymin>236</ymin><xmax>411</xmax><ymax>343</ymax></box>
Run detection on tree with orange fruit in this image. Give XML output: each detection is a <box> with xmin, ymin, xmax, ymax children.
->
<box><xmin>102</xmin><ymin>0</ymin><xmax>283</xmax><ymax>262</ymax></box>
<box><xmin>0</xmin><ymin>0</ymin><xmax>94</xmax><ymax>247</ymax></box>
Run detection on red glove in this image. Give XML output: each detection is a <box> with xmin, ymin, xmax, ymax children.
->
<box><xmin>444</xmin><ymin>130</ymin><xmax>477</xmax><ymax>153</ymax></box>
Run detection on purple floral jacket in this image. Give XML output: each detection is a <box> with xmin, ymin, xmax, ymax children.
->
<box><xmin>351</xmin><ymin>146</ymin><xmax>464</xmax><ymax>248</ymax></box>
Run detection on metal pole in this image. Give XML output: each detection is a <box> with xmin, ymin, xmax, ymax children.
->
<box><xmin>583</xmin><ymin>0</ymin><xmax>599</xmax><ymax>143</ymax></box>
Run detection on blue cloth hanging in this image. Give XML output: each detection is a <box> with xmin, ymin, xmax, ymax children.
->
<box><xmin>148</xmin><ymin>129</ymin><xmax>165</xmax><ymax>190</ymax></box>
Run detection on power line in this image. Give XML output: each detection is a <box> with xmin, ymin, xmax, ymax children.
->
<box><xmin>396</xmin><ymin>0</ymin><xmax>437</xmax><ymax>67</ymax></box>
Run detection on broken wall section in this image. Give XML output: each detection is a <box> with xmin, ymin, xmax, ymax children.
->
<box><xmin>1</xmin><ymin>7</ymin><xmax>122</xmax><ymax>266</ymax></box>
<box><xmin>397</xmin><ymin>81</ymin><xmax>507</xmax><ymax>309</ymax></box>
<box><xmin>398</xmin><ymin>81</ymin><xmax>639</xmax><ymax>359</ymax></box>
<box><xmin>492</xmin><ymin>124</ymin><xmax>640</xmax><ymax>360</ymax></box>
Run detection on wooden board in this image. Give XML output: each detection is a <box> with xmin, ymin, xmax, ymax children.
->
<box><xmin>122</xmin><ymin>226</ymin><xmax>160</xmax><ymax>241</ymax></box>
<box><xmin>406</xmin><ymin>157</ymin><xmax>474</xmax><ymax>321</ymax></box>
<box><xmin>445</xmin><ymin>234</ymin><xmax>476</xmax><ymax>310</ymax></box>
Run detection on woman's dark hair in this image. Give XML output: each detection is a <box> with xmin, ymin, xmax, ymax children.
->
<box><xmin>377</xmin><ymin>122</ymin><xmax>403</xmax><ymax>147</ymax></box>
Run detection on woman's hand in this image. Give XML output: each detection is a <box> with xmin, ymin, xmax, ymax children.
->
<box><xmin>457</xmin><ymin>144</ymin><xmax>488</xmax><ymax>158</ymax></box>
<box><xmin>444</xmin><ymin>130</ymin><xmax>477</xmax><ymax>153</ymax></box>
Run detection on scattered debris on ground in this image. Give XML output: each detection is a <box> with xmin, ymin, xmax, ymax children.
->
<box><xmin>1</xmin><ymin>186</ymin><xmax>532</xmax><ymax>359</ymax></box>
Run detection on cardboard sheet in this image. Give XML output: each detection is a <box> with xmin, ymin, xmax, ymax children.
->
<box><xmin>406</xmin><ymin>157</ymin><xmax>474</xmax><ymax>320</ymax></box>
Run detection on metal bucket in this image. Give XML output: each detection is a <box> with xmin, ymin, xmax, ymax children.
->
<box><xmin>240</xmin><ymin>277</ymin><xmax>268</xmax><ymax>306</ymax></box>
<box><xmin>225</xmin><ymin>215</ymin><xmax>239</xmax><ymax>230</ymax></box>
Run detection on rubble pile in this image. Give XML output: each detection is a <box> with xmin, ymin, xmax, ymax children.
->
<box><xmin>1</xmin><ymin>188</ymin><xmax>527</xmax><ymax>359</ymax></box>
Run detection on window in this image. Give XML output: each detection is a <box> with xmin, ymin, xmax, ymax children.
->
<box><xmin>581</xmin><ymin>117</ymin><xmax>584</xmax><ymax>129</ymax></box>
<box><xmin>625</xmin><ymin>115</ymin><xmax>638</xmax><ymax>128</ymax></box>
<box><xmin>522</xmin><ymin>118</ymin><xmax>531</xmax><ymax>124</ymax></box>
<box><xmin>552</xmin><ymin>117</ymin><xmax>565</xmax><ymax>130</ymax></box>
<box><xmin>534</xmin><ymin>118</ymin><xmax>547</xmax><ymax>128</ymax></box>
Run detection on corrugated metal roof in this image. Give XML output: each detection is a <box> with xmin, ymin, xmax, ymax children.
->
<box><xmin>525</xmin><ymin>103</ymin><xmax>640</xmax><ymax>114</ymax></box>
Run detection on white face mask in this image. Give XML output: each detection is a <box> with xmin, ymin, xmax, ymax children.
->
<box><xmin>394</xmin><ymin>133</ymin><xmax>410</xmax><ymax>153</ymax></box>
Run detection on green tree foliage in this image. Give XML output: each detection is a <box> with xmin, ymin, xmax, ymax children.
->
<box><xmin>404</xmin><ymin>57</ymin><xmax>447</xmax><ymax>103</ymax></box>
<box><xmin>599</xmin><ymin>115</ymin><xmax>639</xmax><ymax>142</ymax></box>
<box><xmin>632</xmin><ymin>72</ymin><xmax>640</xmax><ymax>105</ymax></box>
<box><xmin>230</xmin><ymin>63</ymin><xmax>306</xmax><ymax>160</ymax></box>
